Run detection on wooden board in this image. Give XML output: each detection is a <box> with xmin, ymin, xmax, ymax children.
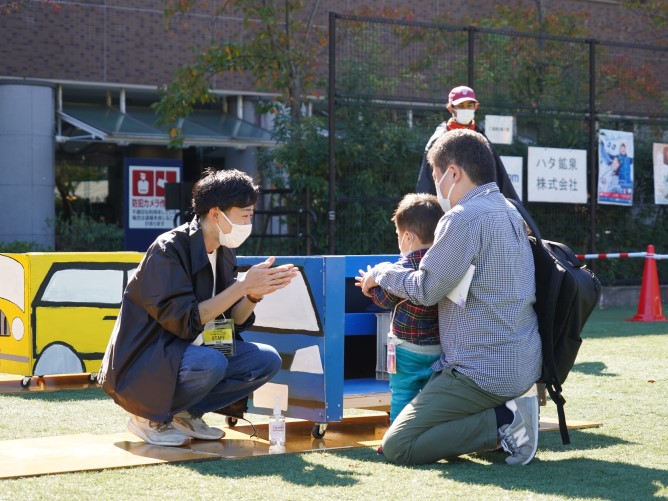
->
<box><xmin>0</xmin><ymin>414</ymin><xmax>602</xmax><ymax>479</ymax></box>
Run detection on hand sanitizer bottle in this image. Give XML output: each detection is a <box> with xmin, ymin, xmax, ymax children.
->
<box><xmin>268</xmin><ymin>397</ymin><xmax>286</xmax><ymax>453</ymax></box>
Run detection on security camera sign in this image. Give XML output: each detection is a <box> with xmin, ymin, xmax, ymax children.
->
<box><xmin>128</xmin><ymin>164</ymin><xmax>180</xmax><ymax>229</ymax></box>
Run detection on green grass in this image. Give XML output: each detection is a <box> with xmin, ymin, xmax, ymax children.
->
<box><xmin>1</xmin><ymin>307</ymin><xmax>667</xmax><ymax>501</ymax></box>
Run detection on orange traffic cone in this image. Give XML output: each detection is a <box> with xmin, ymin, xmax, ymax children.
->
<box><xmin>627</xmin><ymin>245</ymin><xmax>666</xmax><ymax>322</ymax></box>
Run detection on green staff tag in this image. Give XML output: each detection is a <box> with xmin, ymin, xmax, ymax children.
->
<box><xmin>202</xmin><ymin>318</ymin><xmax>235</xmax><ymax>356</ymax></box>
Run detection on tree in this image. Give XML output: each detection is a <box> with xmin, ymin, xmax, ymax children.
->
<box><xmin>0</xmin><ymin>0</ymin><xmax>61</xmax><ymax>15</ymax></box>
<box><xmin>623</xmin><ymin>0</ymin><xmax>668</xmax><ymax>44</ymax></box>
<box><xmin>156</xmin><ymin>0</ymin><xmax>327</xmax><ymax>133</ymax></box>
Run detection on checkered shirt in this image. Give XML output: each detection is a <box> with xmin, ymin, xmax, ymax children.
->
<box><xmin>369</xmin><ymin>249</ymin><xmax>440</xmax><ymax>346</ymax></box>
<box><xmin>370</xmin><ymin>183</ymin><xmax>542</xmax><ymax>397</ymax></box>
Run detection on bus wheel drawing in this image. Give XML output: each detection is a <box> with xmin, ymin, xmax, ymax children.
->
<box><xmin>33</xmin><ymin>343</ymin><xmax>84</xmax><ymax>376</ymax></box>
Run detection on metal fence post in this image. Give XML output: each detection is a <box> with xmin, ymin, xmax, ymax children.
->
<box><xmin>588</xmin><ymin>39</ymin><xmax>597</xmax><ymax>255</ymax></box>
<box><xmin>328</xmin><ymin>12</ymin><xmax>337</xmax><ymax>254</ymax></box>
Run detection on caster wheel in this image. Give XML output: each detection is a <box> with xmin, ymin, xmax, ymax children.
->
<box><xmin>20</xmin><ymin>376</ymin><xmax>31</xmax><ymax>388</ymax></box>
<box><xmin>311</xmin><ymin>423</ymin><xmax>327</xmax><ymax>439</ymax></box>
<box><xmin>226</xmin><ymin>416</ymin><xmax>238</xmax><ymax>427</ymax></box>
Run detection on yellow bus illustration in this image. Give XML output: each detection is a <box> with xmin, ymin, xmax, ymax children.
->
<box><xmin>0</xmin><ymin>252</ymin><xmax>142</xmax><ymax>386</ymax></box>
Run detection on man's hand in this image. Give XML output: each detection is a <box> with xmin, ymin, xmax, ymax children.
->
<box><xmin>241</xmin><ymin>257</ymin><xmax>298</xmax><ymax>297</ymax></box>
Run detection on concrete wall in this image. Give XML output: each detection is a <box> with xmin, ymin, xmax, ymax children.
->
<box><xmin>599</xmin><ymin>285</ymin><xmax>668</xmax><ymax>309</ymax></box>
<box><xmin>0</xmin><ymin>1</ymin><xmax>652</xmax><ymax>93</ymax></box>
<box><xmin>0</xmin><ymin>83</ymin><xmax>55</xmax><ymax>248</ymax></box>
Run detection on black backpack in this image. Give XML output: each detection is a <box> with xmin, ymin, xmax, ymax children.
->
<box><xmin>509</xmin><ymin>199</ymin><xmax>602</xmax><ymax>444</ymax></box>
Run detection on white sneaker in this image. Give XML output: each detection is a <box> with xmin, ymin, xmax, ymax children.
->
<box><xmin>498</xmin><ymin>396</ymin><xmax>539</xmax><ymax>465</ymax></box>
<box><xmin>172</xmin><ymin>411</ymin><xmax>225</xmax><ymax>440</ymax></box>
<box><xmin>127</xmin><ymin>415</ymin><xmax>190</xmax><ymax>447</ymax></box>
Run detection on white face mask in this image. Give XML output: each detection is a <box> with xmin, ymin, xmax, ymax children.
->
<box><xmin>436</xmin><ymin>170</ymin><xmax>456</xmax><ymax>213</ymax></box>
<box><xmin>399</xmin><ymin>232</ymin><xmax>413</xmax><ymax>258</ymax></box>
<box><xmin>216</xmin><ymin>210</ymin><xmax>252</xmax><ymax>249</ymax></box>
<box><xmin>454</xmin><ymin>108</ymin><xmax>475</xmax><ymax>125</ymax></box>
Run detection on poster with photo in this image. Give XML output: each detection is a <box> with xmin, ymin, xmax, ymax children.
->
<box><xmin>598</xmin><ymin>129</ymin><xmax>634</xmax><ymax>206</ymax></box>
<box><xmin>653</xmin><ymin>143</ymin><xmax>668</xmax><ymax>205</ymax></box>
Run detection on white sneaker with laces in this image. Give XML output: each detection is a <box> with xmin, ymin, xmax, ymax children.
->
<box><xmin>498</xmin><ymin>395</ymin><xmax>539</xmax><ymax>465</ymax></box>
<box><xmin>172</xmin><ymin>411</ymin><xmax>225</xmax><ymax>440</ymax></box>
<box><xmin>127</xmin><ymin>415</ymin><xmax>190</xmax><ymax>447</ymax></box>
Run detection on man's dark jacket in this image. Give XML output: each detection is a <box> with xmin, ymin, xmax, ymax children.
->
<box><xmin>98</xmin><ymin>218</ymin><xmax>253</xmax><ymax>422</ymax></box>
<box><xmin>416</xmin><ymin>121</ymin><xmax>520</xmax><ymax>202</ymax></box>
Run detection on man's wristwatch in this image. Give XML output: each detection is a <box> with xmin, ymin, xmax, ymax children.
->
<box><xmin>247</xmin><ymin>294</ymin><xmax>263</xmax><ymax>303</ymax></box>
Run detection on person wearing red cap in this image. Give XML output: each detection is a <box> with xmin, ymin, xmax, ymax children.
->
<box><xmin>416</xmin><ymin>86</ymin><xmax>519</xmax><ymax>202</ymax></box>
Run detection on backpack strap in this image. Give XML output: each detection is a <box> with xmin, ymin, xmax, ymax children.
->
<box><xmin>507</xmin><ymin>198</ymin><xmax>571</xmax><ymax>445</ymax></box>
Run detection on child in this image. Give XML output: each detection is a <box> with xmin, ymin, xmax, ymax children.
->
<box><xmin>364</xmin><ymin>193</ymin><xmax>444</xmax><ymax>423</ymax></box>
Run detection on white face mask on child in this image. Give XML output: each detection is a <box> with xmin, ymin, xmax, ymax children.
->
<box><xmin>399</xmin><ymin>232</ymin><xmax>413</xmax><ymax>258</ymax></box>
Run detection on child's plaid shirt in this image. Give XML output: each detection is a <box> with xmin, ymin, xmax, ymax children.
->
<box><xmin>369</xmin><ymin>248</ymin><xmax>440</xmax><ymax>346</ymax></box>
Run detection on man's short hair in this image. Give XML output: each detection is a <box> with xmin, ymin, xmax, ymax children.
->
<box><xmin>191</xmin><ymin>167</ymin><xmax>259</xmax><ymax>217</ymax></box>
<box><xmin>392</xmin><ymin>193</ymin><xmax>444</xmax><ymax>244</ymax></box>
<box><xmin>426</xmin><ymin>129</ymin><xmax>495</xmax><ymax>186</ymax></box>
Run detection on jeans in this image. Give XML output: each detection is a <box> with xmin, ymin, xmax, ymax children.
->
<box><xmin>171</xmin><ymin>341</ymin><xmax>281</xmax><ymax>419</ymax></box>
<box><xmin>389</xmin><ymin>345</ymin><xmax>440</xmax><ymax>423</ymax></box>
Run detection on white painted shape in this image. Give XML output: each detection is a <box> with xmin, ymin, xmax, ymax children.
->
<box><xmin>243</xmin><ymin>271</ymin><xmax>319</xmax><ymax>332</ymax></box>
<box><xmin>253</xmin><ymin>382</ymin><xmax>289</xmax><ymax>411</ymax></box>
<box><xmin>290</xmin><ymin>345</ymin><xmax>324</xmax><ymax>374</ymax></box>
<box><xmin>41</xmin><ymin>269</ymin><xmax>124</xmax><ymax>303</ymax></box>
<box><xmin>0</xmin><ymin>255</ymin><xmax>25</xmax><ymax>310</ymax></box>
<box><xmin>33</xmin><ymin>344</ymin><xmax>83</xmax><ymax>375</ymax></box>
<box><xmin>11</xmin><ymin>317</ymin><xmax>24</xmax><ymax>341</ymax></box>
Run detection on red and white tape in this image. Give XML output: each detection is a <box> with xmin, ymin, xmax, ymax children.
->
<box><xmin>576</xmin><ymin>251</ymin><xmax>668</xmax><ymax>260</ymax></box>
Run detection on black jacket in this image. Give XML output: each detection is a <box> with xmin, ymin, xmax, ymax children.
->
<box><xmin>99</xmin><ymin>218</ymin><xmax>253</xmax><ymax>422</ymax></box>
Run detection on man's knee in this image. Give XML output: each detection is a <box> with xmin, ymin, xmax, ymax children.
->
<box><xmin>254</xmin><ymin>344</ymin><xmax>282</xmax><ymax>380</ymax></box>
<box><xmin>381</xmin><ymin>434</ymin><xmax>414</xmax><ymax>465</ymax></box>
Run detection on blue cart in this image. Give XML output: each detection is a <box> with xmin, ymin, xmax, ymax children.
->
<box><xmin>237</xmin><ymin>255</ymin><xmax>396</xmax><ymax>438</ymax></box>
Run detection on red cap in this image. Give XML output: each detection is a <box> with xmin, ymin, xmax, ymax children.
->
<box><xmin>448</xmin><ymin>86</ymin><xmax>478</xmax><ymax>106</ymax></box>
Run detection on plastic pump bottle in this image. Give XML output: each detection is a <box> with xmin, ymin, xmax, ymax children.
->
<box><xmin>268</xmin><ymin>397</ymin><xmax>286</xmax><ymax>453</ymax></box>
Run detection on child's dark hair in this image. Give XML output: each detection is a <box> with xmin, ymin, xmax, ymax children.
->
<box><xmin>191</xmin><ymin>167</ymin><xmax>259</xmax><ymax>217</ymax></box>
<box><xmin>392</xmin><ymin>193</ymin><xmax>444</xmax><ymax>244</ymax></box>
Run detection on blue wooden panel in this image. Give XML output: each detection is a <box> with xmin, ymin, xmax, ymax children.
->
<box><xmin>345</xmin><ymin>312</ymin><xmax>378</xmax><ymax>336</ymax></box>
<box><xmin>344</xmin><ymin>377</ymin><xmax>390</xmax><ymax>396</ymax></box>
<box><xmin>322</xmin><ymin>256</ymin><xmax>345</xmax><ymax>422</ymax></box>
<box><xmin>343</xmin><ymin>255</ymin><xmax>398</xmax><ymax>278</ymax></box>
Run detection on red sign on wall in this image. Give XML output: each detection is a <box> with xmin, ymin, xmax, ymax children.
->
<box><xmin>128</xmin><ymin>165</ymin><xmax>180</xmax><ymax>230</ymax></box>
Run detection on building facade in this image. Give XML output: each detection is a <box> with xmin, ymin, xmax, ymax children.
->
<box><xmin>0</xmin><ymin>0</ymin><xmax>656</xmax><ymax>247</ymax></box>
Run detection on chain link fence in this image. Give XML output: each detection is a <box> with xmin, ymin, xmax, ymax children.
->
<box><xmin>323</xmin><ymin>14</ymin><xmax>668</xmax><ymax>285</ymax></box>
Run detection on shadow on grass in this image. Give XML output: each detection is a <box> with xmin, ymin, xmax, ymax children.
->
<box><xmin>286</xmin><ymin>430</ymin><xmax>660</xmax><ymax>499</ymax></box>
<box><xmin>0</xmin><ymin>387</ymin><xmax>109</xmax><ymax>402</ymax></box>
<box><xmin>437</xmin><ymin>455</ymin><xmax>666</xmax><ymax>500</ymax></box>
<box><xmin>571</xmin><ymin>361</ymin><xmax>617</xmax><ymax>377</ymax></box>
<box><xmin>174</xmin><ymin>429</ymin><xmax>641</xmax><ymax>492</ymax></box>
<box><xmin>182</xmin><ymin>449</ymin><xmax>363</xmax><ymax>487</ymax></box>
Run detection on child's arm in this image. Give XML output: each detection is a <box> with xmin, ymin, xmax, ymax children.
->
<box><xmin>369</xmin><ymin>285</ymin><xmax>401</xmax><ymax>309</ymax></box>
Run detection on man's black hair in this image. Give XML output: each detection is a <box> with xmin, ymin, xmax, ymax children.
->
<box><xmin>191</xmin><ymin>167</ymin><xmax>259</xmax><ymax>217</ymax></box>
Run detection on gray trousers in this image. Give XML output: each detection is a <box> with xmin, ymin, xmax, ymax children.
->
<box><xmin>381</xmin><ymin>368</ymin><xmax>509</xmax><ymax>464</ymax></box>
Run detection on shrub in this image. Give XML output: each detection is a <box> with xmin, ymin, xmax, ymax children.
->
<box><xmin>55</xmin><ymin>214</ymin><xmax>123</xmax><ymax>251</ymax></box>
<box><xmin>0</xmin><ymin>241</ymin><xmax>50</xmax><ymax>253</ymax></box>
